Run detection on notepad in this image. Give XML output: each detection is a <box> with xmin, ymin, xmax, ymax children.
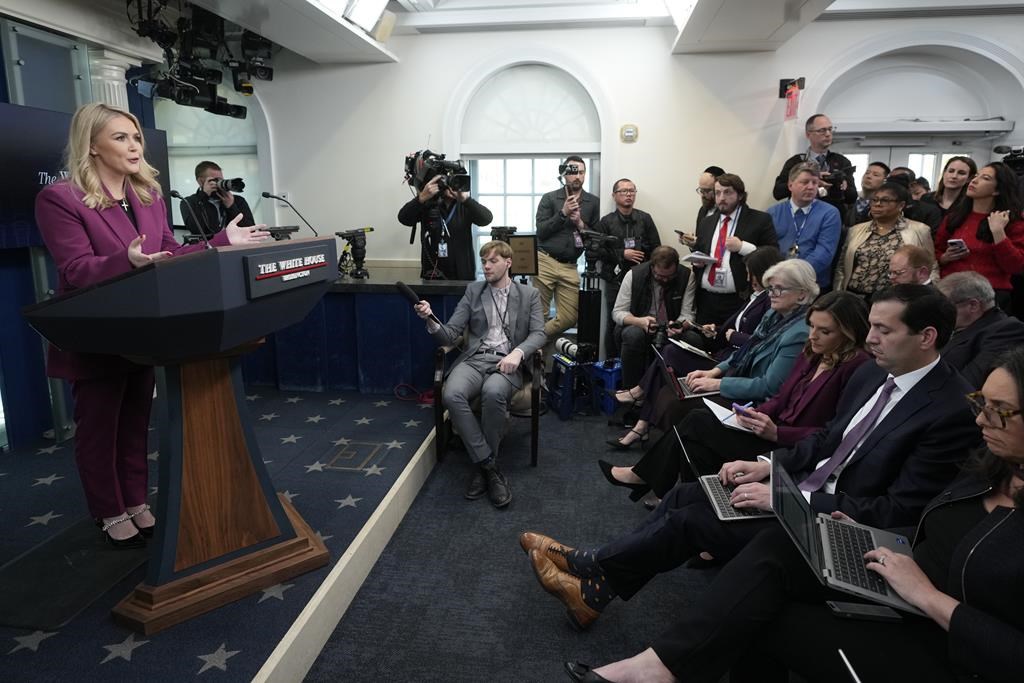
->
<box><xmin>702</xmin><ymin>397</ymin><xmax>754</xmax><ymax>433</ymax></box>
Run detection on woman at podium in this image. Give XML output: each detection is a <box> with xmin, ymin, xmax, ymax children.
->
<box><xmin>34</xmin><ymin>103</ymin><xmax>268</xmax><ymax>548</ymax></box>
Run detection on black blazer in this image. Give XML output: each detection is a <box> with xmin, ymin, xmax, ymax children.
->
<box><xmin>776</xmin><ymin>359</ymin><xmax>980</xmax><ymax>527</ymax></box>
<box><xmin>941</xmin><ymin>308</ymin><xmax>1024</xmax><ymax>389</ymax></box>
<box><xmin>693</xmin><ymin>206</ymin><xmax>778</xmax><ymax>293</ymax></box>
<box><xmin>712</xmin><ymin>290</ymin><xmax>770</xmax><ymax>356</ymax></box>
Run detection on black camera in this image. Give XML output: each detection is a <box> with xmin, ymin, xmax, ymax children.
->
<box><xmin>213</xmin><ymin>177</ymin><xmax>245</xmax><ymax>193</ymax></box>
<box><xmin>823</xmin><ymin>166</ymin><xmax>855</xmax><ymax>185</ymax></box>
<box><xmin>998</xmin><ymin>146</ymin><xmax>1024</xmax><ymax>177</ymax></box>
<box><xmin>490</xmin><ymin>226</ymin><xmax>517</xmax><ymax>243</ymax></box>
<box><xmin>404</xmin><ymin>150</ymin><xmax>471</xmax><ymax>196</ymax></box>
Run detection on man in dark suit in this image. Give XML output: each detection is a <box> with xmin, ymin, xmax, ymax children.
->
<box><xmin>414</xmin><ymin>241</ymin><xmax>546</xmax><ymax>508</ymax></box>
<box><xmin>773</xmin><ymin>113</ymin><xmax>857</xmax><ymax>215</ymax></box>
<box><xmin>692</xmin><ymin>173</ymin><xmax>778</xmax><ymax>325</ymax></box>
<box><xmin>937</xmin><ymin>271</ymin><xmax>1024</xmax><ymax>388</ymax></box>
<box><xmin>677</xmin><ymin>165</ymin><xmax>724</xmax><ymax>250</ymax></box>
<box><xmin>521</xmin><ymin>285</ymin><xmax>978</xmax><ymax>629</ymax></box>
<box><xmin>180</xmin><ymin>160</ymin><xmax>255</xmax><ymax>239</ymax></box>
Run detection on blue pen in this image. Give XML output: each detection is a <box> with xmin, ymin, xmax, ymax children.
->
<box><xmin>731</xmin><ymin>401</ymin><xmax>753</xmax><ymax>417</ymax></box>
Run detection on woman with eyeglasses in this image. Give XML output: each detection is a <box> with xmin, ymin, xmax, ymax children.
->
<box><xmin>936</xmin><ymin>161</ymin><xmax>1024</xmax><ymax>312</ymax></box>
<box><xmin>607</xmin><ymin>259</ymin><xmax>814</xmax><ymax>451</ymax></box>
<box><xmin>564</xmin><ymin>347</ymin><xmax>1023</xmax><ymax>683</ymax></box>
<box><xmin>922</xmin><ymin>156</ymin><xmax>977</xmax><ymax>219</ymax></box>
<box><xmin>834</xmin><ymin>180</ymin><xmax>936</xmax><ymax>303</ymax></box>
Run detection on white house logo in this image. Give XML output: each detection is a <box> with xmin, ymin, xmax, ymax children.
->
<box><xmin>37</xmin><ymin>170</ymin><xmax>69</xmax><ymax>185</ymax></box>
<box><xmin>243</xmin><ymin>245</ymin><xmax>335</xmax><ymax>299</ymax></box>
<box><xmin>255</xmin><ymin>253</ymin><xmax>328</xmax><ymax>282</ymax></box>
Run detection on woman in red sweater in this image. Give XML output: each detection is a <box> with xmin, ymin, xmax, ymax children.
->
<box><xmin>936</xmin><ymin>161</ymin><xmax>1024</xmax><ymax>311</ymax></box>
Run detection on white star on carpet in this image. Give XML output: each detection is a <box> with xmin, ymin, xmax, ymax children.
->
<box><xmin>364</xmin><ymin>465</ymin><xmax>385</xmax><ymax>476</ymax></box>
<box><xmin>150</xmin><ymin>486</ymin><xmax>159</xmax><ymax>496</ymax></box>
<box><xmin>36</xmin><ymin>445</ymin><xmax>61</xmax><ymax>455</ymax></box>
<box><xmin>284</xmin><ymin>396</ymin><xmax>303</xmax><ymax>404</ymax></box>
<box><xmin>259</xmin><ymin>412</ymin><xmax>280</xmax><ymax>421</ymax></box>
<box><xmin>27</xmin><ymin>511</ymin><xmax>62</xmax><ymax>527</ymax></box>
<box><xmin>196</xmin><ymin>643</ymin><xmax>240</xmax><ymax>674</ymax></box>
<box><xmin>245</xmin><ymin>394</ymin><xmax>261</xmax><ymax>401</ymax></box>
<box><xmin>280</xmin><ymin>434</ymin><xmax>301</xmax><ymax>444</ymax></box>
<box><xmin>372</xmin><ymin>400</ymin><xmax>391</xmax><ymax>407</ymax></box>
<box><xmin>101</xmin><ymin>633</ymin><xmax>148</xmax><ymax>663</ymax></box>
<box><xmin>257</xmin><ymin>583</ymin><xmax>294</xmax><ymax>603</ymax></box>
<box><xmin>32</xmin><ymin>474</ymin><xmax>64</xmax><ymax>486</ymax></box>
<box><xmin>403</xmin><ymin>419</ymin><xmax>421</xmax><ymax>428</ymax></box>
<box><xmin>281</xmin><ymin>490</ymin><xmax>299</xmax><ymax>502</ymax></box>
<box><xmin>384</xmin><ymin>440</ymin><xmax>405</xmax><ymax>449</ymax></box>
<box><xmin>304</xmin><ymin>461</ymin><xmax>326</xmax><ymax>473</ymax></box>
<box><xmin>335</xmin><ymin>495</ymin><xmax>361</xmax><ymax>509</ymax></box>
<box><xmin>314</xmin><ymin>530</ymin><xmax>333</xmax><ymax>543</ymax></box>
<box><xmin>354</xmin><ymin>417</ymin><xmax>373</xmax><ymax>425</ymax></box>
<box><xmin>8</xmin><ymin>630</ymin><xmax>57</xmax><ymax>654</ymax></box>
<box><xmin>305</xmin><ymin>414</ymin><xmax>325</xmax><ymax>423</ymax></box>
<box><xmin>328</xmin><ymin>398</ymin><xmax>346</xmax><ymax>406</ymax></box>
<box><xmin>417</xmin><ymin>403</ymin><xmax>432</xmax><ymax>409</ymax></box>
<box><xmin>147</xmin><ymin>451</ymin><xmax>159</xmax><ymax>461</ymax></box>
<box><xmin>332</xmin><ymin>437</ymin><xmax>351</xmax><ymax>447</ymax></box>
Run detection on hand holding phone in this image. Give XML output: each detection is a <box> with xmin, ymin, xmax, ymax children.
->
<box><xmin>946</xmin><ymin>238</ymin><xmax>968</xmax><ymax>252</ymax></box>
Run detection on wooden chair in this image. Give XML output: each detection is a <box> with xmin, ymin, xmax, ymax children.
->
<box><xmin>433</xmin><ymin>340</ymin><xmax>543</xmax><ymax>466</ymax></box>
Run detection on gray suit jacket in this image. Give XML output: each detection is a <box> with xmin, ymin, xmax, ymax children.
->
<box><xmin>432</xmin><ymin>280</ymin><xmax>547</xmax><ymax>386</ymax></box>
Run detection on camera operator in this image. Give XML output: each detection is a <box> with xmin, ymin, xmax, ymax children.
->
<box><xmin>595</xmin><ymin>178</ymin><xmax>661</xmax><ymax>356</ymax></box>
<box><xmin>398</xmin><ymin>163</ymin><xmax>493</xmax><ymax>281</ymax></box>
<box><xmin>534</xmin><ymin>155</ymin><xmax>600</xmax><ymax>340</ymax></box>
<box><xmin>612</xmin><ymin>245</ymin><xmax>697</xmax><ymax>387</ymax></box>
<box><xmin>773</xmin><ymin>114</ymin><xmax>856</xmax><ymax>216</ymax></box>
<box><xmin>180</xmin><ymin>161</ymin><xmax>255</xmax><ymax>237</ymax></box>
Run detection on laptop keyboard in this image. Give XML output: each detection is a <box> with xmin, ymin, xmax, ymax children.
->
<box><xmin>825</xmin><ymin>520</ymin><xmax>888</xmax><ymax>595</ymax></box>
<box><xmin>703</xmin><ymin>477</ymin><xmax>767</xmax><ymax>518</ymax></box>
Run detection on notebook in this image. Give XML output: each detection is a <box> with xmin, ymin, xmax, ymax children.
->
<box><xmin>674</xmin><ymin>427</ymin><xmax>774</xmax><ymax>521</ymax></box>
<box><xmin>771</xmin><ymin>460</ymin><xmax>925</xmax><ymax>615</ymax></box>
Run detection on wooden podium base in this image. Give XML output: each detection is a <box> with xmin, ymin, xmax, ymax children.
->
<box><xmin>111</xmin><ymin>495</ymin><xmax>329</xmax><ymax>635</ymax></box>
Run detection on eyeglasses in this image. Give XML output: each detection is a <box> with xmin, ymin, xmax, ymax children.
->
<box><xmin>766</xmin><ymin>286</ymin><xmax>799</xmax><ymax>297</ymax></box>
<box><xmin>966</xmin><ymin>391</ymin><xmax>1022</xmax><ymax>429</ymax></box>
<box><xmin>888</xmin><ymin>267</ymin><xmax>909</xmax><ymax>279</ymax></box>
<box><xmin>869</xmin><ymin>196</ymin><xmax>900</xmax><ymax>205</ymax></box>
<box><xmin>615</xmin><ymin>189</ymin><xmax>637</xmax><ymax>195</ymax></box>
<box><xmin>695</xmin><ymin>187</ymin><xmax>714</xmax><ymax>196</ymax></box>
<box><xmin>807</xmin><ymin>126</ymin><xmax>835</xmax><ymax>135</ymax></box>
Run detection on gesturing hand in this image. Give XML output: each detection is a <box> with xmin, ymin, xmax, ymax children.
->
<box><xmin>224</xmin><ymin>214</ymin><xmax>271</xmax><ymax>245</ymax></box>
<box><xmin>128</xmin><ymin>234</ymin><xmax>172</xmax><ymax>268</ymax></box>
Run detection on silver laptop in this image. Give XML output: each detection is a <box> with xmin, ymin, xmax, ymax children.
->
<box><xmin>674</xmin><ymin>426</ymin><xmax>774</xmax><ymax>521</ymax></box>
<box><xmin>652</xmin><ymin>345</ymin><xmax>719</xmax><ymax>400</ymax></box>
<box><xmin>771</xmin><ymin>459</ymin><xmax>925</xmax><ymax>616</ymax></box>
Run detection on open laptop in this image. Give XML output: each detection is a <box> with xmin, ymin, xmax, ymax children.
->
<box><xmin>674</xmin><ymin>426</ymin><xmax>774</xmax><ymax>521</ymax></box>
<box><xmin>652</xmin><ymin>345</ymin><xmax>719</xmax><ymax>400</ymax></box>
<box><xmin>771</xmin><ymin>459</ymin><xmax>925</xmax><ymax>615</ymax></box>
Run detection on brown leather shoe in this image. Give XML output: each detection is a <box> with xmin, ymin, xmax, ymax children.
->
<box><xmin>519</xmin><ymin>531</ymin><xmax>574</xmax><ymax>574</ymax></box>
<box><xmin>528</xmin><ymin>549</ymin><xmax>601</xmax><ymax>630</ymax></box>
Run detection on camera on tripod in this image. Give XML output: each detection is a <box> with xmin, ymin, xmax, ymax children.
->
<box><xmin>995</xmin><ymin>145</ymin><xmax>1024</xmax><ymax>176</ymax></box>
<box><xmin>213</xmin><ymin>177</ymin><xmax>245</xmax><ymax>193</ymax></box>
<box><xmin>404</xmin><ymin>150</ymin><xmax>471</xmax><ymax>197</ymax></box>
<box><xmin>335</xmin><ymin>227</ymin><xmax>374</xmax><ymax>279</ymax></box>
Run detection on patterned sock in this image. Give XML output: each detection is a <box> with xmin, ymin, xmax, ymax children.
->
<box><xmin>579</xmin><ymin>569</ymin><xmax>616</xmax><ymax>612</ymax></box>
<box><xmin>565</xmin><ymin>548</ymin><xmax>599</xmax><ymax>578</ymax></box>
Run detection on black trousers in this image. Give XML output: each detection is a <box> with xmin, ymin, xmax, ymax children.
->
<box><xmin>695</xmin><ymin>289</ymin><xmax>742</xmax><ymax>326</ymax></box>
<box><xmin>647</xmin><ymin>526</ymin><xmax>952</xmax><ymax>683</ymax></box>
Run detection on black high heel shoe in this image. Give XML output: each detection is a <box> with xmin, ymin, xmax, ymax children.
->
<box><xmin>605</xmin><ymin>387</ymin><xmax>643</xmax><ymax>405</ymax></box>
<box><xmin>127</xmin><ymin>504</ymin><xmax>155</xmax><ymax>538</ymax></box>
<box><xmin>564</xmin><ymin>662</ymin><xmax>612</xmax><ymax>682</ymax></box>
<box><xmin>597</xmin><ymin>460</ymin><xmax>651</xmax><ymax>502</ymax></box>
<box><xmin>605</xmin><ymin>428</ymin><xmax>648</xmax><ymax>451</ymax></box>
<box><xmin>100</xmin><ymin>515</ymin><xmax>146</xmax><ymax>549</ymax></box>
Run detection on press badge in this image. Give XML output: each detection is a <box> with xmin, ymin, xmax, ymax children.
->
<box><xmin>789</xmin><ymin>244</ymin><xmax>800</xmax><ymax>258</ymax></box>
<box><xmin>438</xmin><ymin>240</ymin><xmax>449</xmax><ymax>258</ymax></box>
<box><xmin>713</xmin><ymin>269</ymin><xmax>728</xmax><ymax>288</ymax></box>
<box><xmin>574</xmin><ymin>232</ymin><xmax>584</xmax><ymax>248</ymax></box>
<box><xmin>624</xmin><ymin>238</ymin><xmax>636</xmax><ymax>249</ymax></box>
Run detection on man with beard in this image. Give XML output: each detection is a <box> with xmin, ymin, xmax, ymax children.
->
<box><xmin>678</xmin><ymin>166</ymin><xmax>724</xmax><ymax>249</ymax></box>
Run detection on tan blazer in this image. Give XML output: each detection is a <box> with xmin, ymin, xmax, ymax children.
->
<box><xmin>833</xmin><ymin>218</ymin><xmax>938</xmax><ymax>291</ymax></box>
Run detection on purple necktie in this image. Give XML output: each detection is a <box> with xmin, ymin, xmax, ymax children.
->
<box><xmin>799</xmin><ymin>378</ymin><xmax>898</xmax><ymax>492</ymax></box>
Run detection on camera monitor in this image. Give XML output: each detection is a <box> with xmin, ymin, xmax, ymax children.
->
<box><xmin>509</xmin><ymin>235</ymin><xmax>538</xmax><ymax>277</ymax></box>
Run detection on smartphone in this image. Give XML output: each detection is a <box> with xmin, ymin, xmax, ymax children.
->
<box><xmin>947</xmin><ymin>238</ymin><xmax>968</xmax><ymax>251</ymax></box>
<box><xmin>826</xmin><ymin>600</ymin><xmax>902</xmax><ymax>623</ymax></box>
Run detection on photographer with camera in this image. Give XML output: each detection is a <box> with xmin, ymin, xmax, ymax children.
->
<box><xmin>612</xmin><ymin>246</ymin><xmax>696</xmax><ymax>388</ymax></box>
<box><xmin>180</xmin><ymin>161</ymin><xmax>255</xmax><ymax>238</ymax></box>
<box><xmin>534</xmin><ymin>156</ymin><xmax>600</xmax><ymax>340</ymax></box>
<box><xmin>399</xmin><ymin>151</ymin><xmax>493</xmax><ymax>281</ymax></box>
<box><xmin>773</xmin><ymin>114</ymin><xmax>857</xmax><ymax>216</ymax></box>
<box><xmin>595</xmin><ymin>178</ymin><xmax>661</xmax><ymax>357</ymax></box>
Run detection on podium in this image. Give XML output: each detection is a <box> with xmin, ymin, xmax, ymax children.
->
<box><xmin>23</xmin><ymin>238</ymin><xmax>337</xmax><ymax>634</ymax></box>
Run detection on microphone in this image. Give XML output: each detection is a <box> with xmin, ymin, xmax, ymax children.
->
<box><xmin>170</xmin><ymin>189</ymin><xmax>211</xmax><ymax>250</ymax></box>
<box><xmin>262</xmin><ymin>191</ymin><xmax>319</xmax><ymax>237</ymax></box>
<box><xmin>396</xmin><ymin>281</ymin><xmax>440</xmax><ymax>324</ymax></box>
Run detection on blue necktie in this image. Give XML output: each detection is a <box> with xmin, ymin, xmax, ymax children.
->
<box><xmin>794</xmin><ymin>209</ymin><xmax>807</xmax><ymax>232</ymax></box>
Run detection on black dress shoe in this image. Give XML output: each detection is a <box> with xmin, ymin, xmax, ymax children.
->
<box><xmin>465</xmin><ymin>470</ymin><xmax>487</xmax><ymax>500</ymax></box>
<box><xmin>482</xmin><ymin>463</ymin><xmax>512</xmax><ymax>508</ymax></box>
<box><xmin>564</xmin><ymin>662</ymin><xmax>612</xmax><ymax>682</ymax></box>
<box><xmin>597</xmin><ymin>460</ymin><xmax>651</xmax><ymax>502</ymax></box>
<box><xmin>100</xmin><ymin>516</ymin><xmax>146</xmax><ymax>549</ymax></box>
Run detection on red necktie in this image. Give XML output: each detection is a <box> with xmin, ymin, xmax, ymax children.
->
<box><xmin>707</xmin><ymin>215</ymin><xmax>730</xmax><ymax>287</ymax></box>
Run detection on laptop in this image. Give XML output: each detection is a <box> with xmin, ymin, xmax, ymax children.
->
<box><xmin>674</xmin><ymin>426</ymin><xmax>774</xmax><ymax>521</ymax></box>
<box><xmin>771</xmin><ymin>459</ymin><xmax>925</xmax><ymax>616</ymax></box>
<box><xmin>652</xmin><ymin>345</ymin><xmax>719</xmax><ymax>400</ymax></box>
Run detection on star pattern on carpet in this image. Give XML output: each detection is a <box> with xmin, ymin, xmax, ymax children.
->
<box><xmin>372</xmin><ymin>400</ymin><xmax>391</xmax><ymax>407</ymax></box>
<box><xmin>36</xmin><ymin>445</ymin><xmax>61</xmax><ymax>455</ymax></box>
<box><xmin>26</xmin><ymin>511</ymin><xmax>62</xmax><ymax>527</ymax></box>
<box><xmin>328</xmin><ymin>398</ymin><xmax>346</xmax><ymax>406</ymax></box>
<box><xmin>150</xmin><ymin>486</ymin><xmax>159</xmax><ymax>496</ymax></box>
<box><xmin>147</xmin><ymin>451</ymin><xmax>159</xmax><ymax>461</ymax></box>
<box><xmin>306</xmin><ymin>415</ymin><xmax>325</xmax><ymax>423</ymax></box>
<box><xmin>259</xmin><ymin>413</ymin><xmax>280</xmax><ymax>421</ymax></box>
<box><xmin>417</xmin><ymin>403</ymin><xmax>432</xmax><ymax>409</ymax></box>
<box><xmin>32</xmin><ymin>474</ymin><xmax>64</xmax><ymax>486</ymax></box>
<box><xmin>196</xmin><ymin>643</ymin><xmax>240</xmax><ymax>674</ymax></box>
<box><xmin>281</xmin><ymin>490</ymin><xmax>299</xmax><ymax>502</ymax></box>
<box><xmin>280</xmin><ymin>434</ymin><xmax>302</xmax><ymax>444</ymax></box>
<box><xmin>364</xmin><ymin>465</ymin><xmax>385</xmax><ymax>477</ymax></box>
<box><xmin>335</xmin><ymin>495</ymin><xmax>361</xmax><ymax>509</ymax></box>
<box><xmin>403</xmin><ymin>419</ymin><xmax>421</xmax><ymax>428</ymax></box>
<box><xmin>245</xmin><ymin>394</ymin><xmax>261</xmax><ymax>401</ymax></box>
<box><xmin>384</xmin><ymin>440</ymin><xmax>405</xmax><ymax>449</ymax></box>
<box><xmin>101</xmin><ymin>633</ymin><xmax>148</xmax><ymax>664</ymax></box>
<box><xmin>314</xmin><ymin>530</ymin><xmax>333</xmax><ymax>543</ymax></box>
<box><xmin>354</xmin><ymin>417</ymin><xmax>373</xmax><ymax>425</ymax></box>
<box><xmin>284</xmin><ymin>396</ymin><xmax>303</xmax><ymax>404</ymax></box>
<box><xmin>8</xmin><ymin>630</ymin><xmax>58</xmax><ymax>654</ymax></box>
<box><xmin>332</xmin><ymin>437</ymin><xmax>351</xmax><ymax>447</ymax></box>
<box><xmin>304</xmin><ymin>461</ymin><xmax>326</xmax><ymax>473</ymax></box>
<box><xmin>257</xmin><ymin>583</ymin><xmax>294</xmax><ymax>603</ymax></box>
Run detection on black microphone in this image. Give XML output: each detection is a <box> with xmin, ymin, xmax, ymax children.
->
<box><xmin>262</xmin><ymin>191</ymin><xmax>319</xmax><ymax>236</ymax></box>
<box><xmin>170</xmin><ymin>189</ymin><xmax>211</xmax><ymax>249</ymax></box>
<box><xmin>396</xmin><ymin>281</ymin><xmax>440</xmax><ymax>324</ymax></box>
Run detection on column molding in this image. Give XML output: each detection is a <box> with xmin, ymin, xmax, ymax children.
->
<box><xmin>88</xmin><ymin>47</ymin><xmax>141</xmax><ymax>108</ymax></box>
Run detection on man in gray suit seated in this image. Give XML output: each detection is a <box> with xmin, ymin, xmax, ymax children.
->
<box><xmin>414</xmin><ymin>240</ymin><xmax>547</xmax><ymax>508</ymax></box>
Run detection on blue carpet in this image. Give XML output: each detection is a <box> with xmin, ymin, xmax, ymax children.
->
<box><xmin>0</xmin><ymin>387</ymin><xmax>433</xmax><ymax>681</ymax></box>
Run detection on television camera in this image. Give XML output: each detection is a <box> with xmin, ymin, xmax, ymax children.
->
<box><xmin>404</xmin><ymin>150</ymin><xmax>471</xmax><ymax>196</ymax></box>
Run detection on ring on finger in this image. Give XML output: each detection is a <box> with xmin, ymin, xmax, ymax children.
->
<box><xmin>878</xmin><ymin>555</ymin><xmax>886</xmax><ymax>566</ymax></box>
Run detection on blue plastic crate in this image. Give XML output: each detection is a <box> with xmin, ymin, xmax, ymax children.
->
<box><xmin>590</xmin><ymin>359</ymin><xmax>622</xmax><ymax>415</ymax></box>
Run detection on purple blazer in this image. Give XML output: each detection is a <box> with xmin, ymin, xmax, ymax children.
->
<box><xmin>34</xmin><ymin>181</ymin><xmax>231</xmax><ymax>380</ymax></box>
<box><xmin>754</xmin><ymin>348</ymin><xmax>872</xmax><ymax>446</ymax></box>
